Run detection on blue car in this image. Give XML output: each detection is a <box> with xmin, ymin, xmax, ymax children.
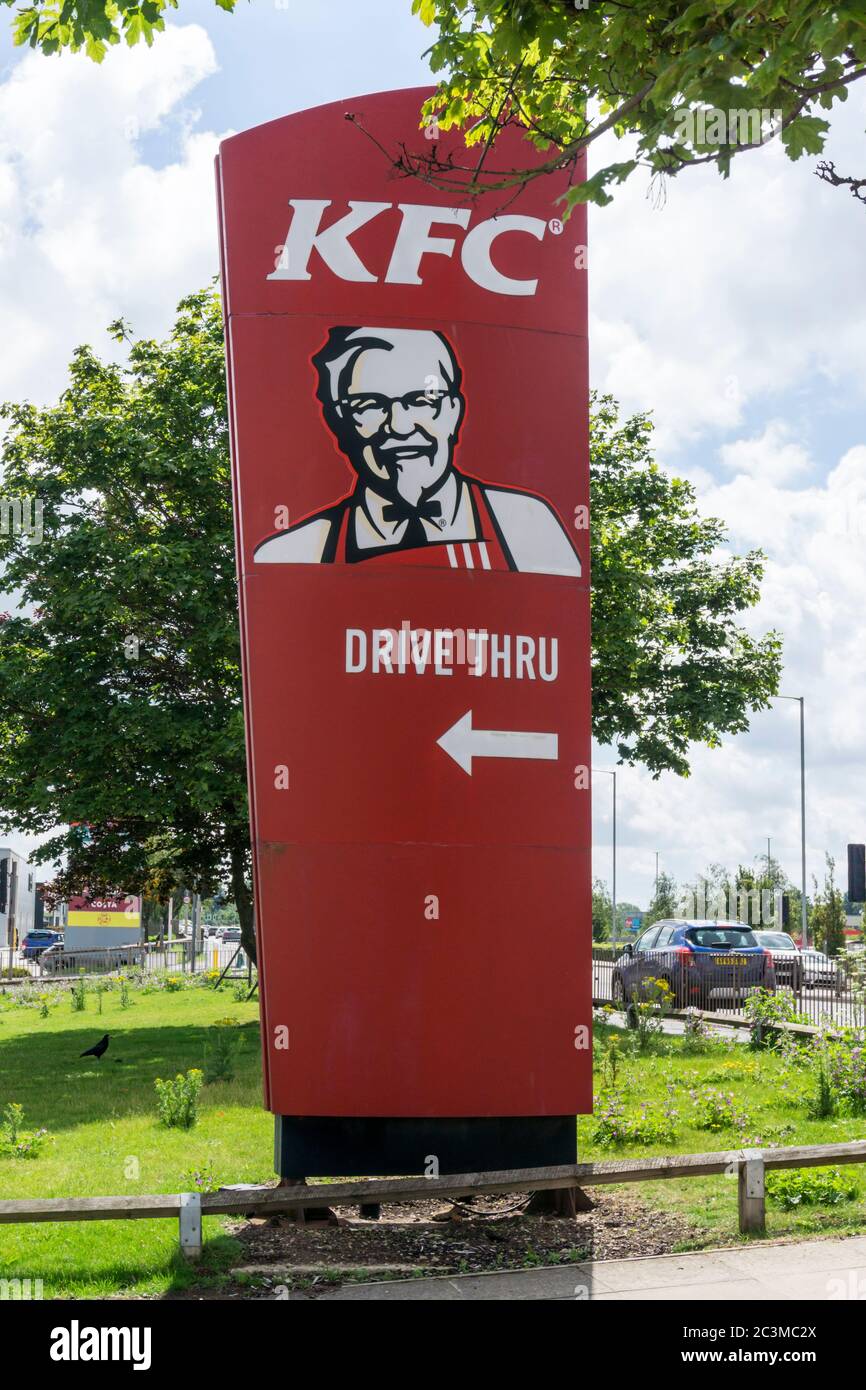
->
<box><xmin>21</xmin><ymin>928</ymin><xmax>64</xmax><ymax>960</ymax></box>
<box><xmin>611</xmin><ymin>919</ymin><xmax>775</xmax><ymax>1009</ymax></box>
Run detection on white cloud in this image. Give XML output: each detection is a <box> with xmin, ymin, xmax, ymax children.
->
<box><xmin>0</xmin><ymin>25</ymin><xmax>225</xmax><ymax>409</ymax></box>
<box><xmin>588</xmin><ymin>88</ymin><xmax>866</xmax><ymax>908</ymax></box>
<box><xmin>718</xmin><ymin>422</ymin><xmax>811</xmax><ymax>485</ymax></box>
<box><xmin>597</xmin><ymin>428</ymin><xmax>866</xmax><ymax>907</ymax></box>
<box><xmin>589</xmin><ymin>83</ymin><xmax>866</xmax><ymax>452</ymax></box>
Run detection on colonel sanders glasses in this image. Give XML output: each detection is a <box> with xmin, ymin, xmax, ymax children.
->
<box><xmin>338</xmin><ymin>389</ymin><xmax>454</xmax><ymax>430</ymax></box>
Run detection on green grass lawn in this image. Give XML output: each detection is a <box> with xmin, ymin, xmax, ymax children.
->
<box><xmin>0</xmin><ymin>978</ymin><xmax>268</xmax><ymax>1297</ymax></box>
<box><xmin>2</xmin><ymin>986</ymin><xmax>865</xmax><ymax>1298</ymax></box>
<box><xmin>580</xmin><ymin>1021</ymin><xmax>866</xmax><ymax>1249</ymax></box>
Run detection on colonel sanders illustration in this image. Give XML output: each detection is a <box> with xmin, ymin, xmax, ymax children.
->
<box><xmin>254</xmin><ymin>325</ymin><xmax>581</xmax><ymax>576</ymax></box>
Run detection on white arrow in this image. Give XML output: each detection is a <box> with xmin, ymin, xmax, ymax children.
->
<box><xmin>436</xmin><ymin>709</ymin><xmax>558</xmax><ymax>776</ymax></box>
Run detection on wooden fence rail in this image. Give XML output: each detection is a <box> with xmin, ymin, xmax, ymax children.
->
<box><xmin>2</xmin><ymin>1139</ymin><xmax>865</xmax><ymax>1260</ymax></box>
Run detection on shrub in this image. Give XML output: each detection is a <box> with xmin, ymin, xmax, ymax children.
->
<box><xmin>204</xmin><ymin>1019</ymin><xmax>241</xmax><ymax>1084</ymax></box>
<box><xmin>821</xmin><ymin>1042</ymin><xmax>866</xmax><ymax>1115</ymax></box>
<box><xmin>8</xmin><ymin>1128</ymin><xmax>49</xmax><ymax>1159</ymax></box>
<box><xmin>681</xmin><ymin>1008</ymin><xmax>711</xmax><ymax>1055</ymax></box>
<box><xmin>154</xmin><ymin>1070</ymin><xmax>203</xmax><ymax>1129</ymax></box>
<box><xmin>70</xmin><ymin>976</ymin><xmax>87</xmax><ymax>1012</ymax></box>
<box><xmin>627</xmin><ymin>976</ymin><xmax>673</xmax><ymax>1051</ymax></box>
<box><xmin>592</xmin><ymin>1092</ymin><xmax>678</xmax><ymax>1148</ymax></box>
<box><xmin>806</xmin><ymin>1053</ymin><xmax>837</xmax><ymax>1119</ymax></box>
<box><xmin>1</xmin><ymin>1102</ymin><xmax>49</xmax><ymax>1159</ymax></box>
<box><xmin>744</xmin><ymin>989</ymin><xmax>807</xmax><ymax>1047</ymax></box>
<box><xmin>767</xmin><ymin>1167</ymin><xmax>857</xmax><ymax>1210</ymax></box>
<box><xmin>2</xmin><ymin>1101</ymin><xmax>24</xmax><ymax>1146</ymax></box>
<box><xmin>690</xmin><ymin>1086</ymin><xmax>749</xmax><ymax>1133</ymax></box>
<box><xmin>181</xmin><ymin>1160</ymin><xmax>220</xmax><ymax>1193</ymax></box>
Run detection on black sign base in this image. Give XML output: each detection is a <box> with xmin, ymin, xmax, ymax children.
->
<box><xmin>274</xmin><ymin>1114</ymin><xmax>575</xmax><ymax>1178</ymax></box>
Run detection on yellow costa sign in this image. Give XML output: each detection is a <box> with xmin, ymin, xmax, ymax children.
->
<box><xmin>67</xmin><ymin>911</ymin><xmax>141</xmax><ymax>928</ymax></box>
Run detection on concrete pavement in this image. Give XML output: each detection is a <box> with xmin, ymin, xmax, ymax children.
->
<box><xmin>289</xmin><ymin>1234</ymin><xmax>866</xmax><ymax>1300</ymax></box>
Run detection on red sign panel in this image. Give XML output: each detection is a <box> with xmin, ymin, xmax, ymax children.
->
<box><xmin>217</xmin><ymin>88</ymin><xmax>591</xmax><ymax>1119</ymax></box>
<box><xmin>67</xmin><ymin>895</ymin><xmax>140</xmax><ymax>915</ymax></box>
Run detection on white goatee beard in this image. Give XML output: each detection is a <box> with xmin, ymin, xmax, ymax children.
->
<box><xmin>384</xmin><ymin>456</ymin><xmax>446</xmax><ymax>507</ymax></box>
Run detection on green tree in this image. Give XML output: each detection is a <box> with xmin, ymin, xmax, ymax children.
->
<box><xmin>646</xmin><ymin>870</ymin><xmax>680</xmax><ymax>926</ymax></box>
<box><xmin>411</xmin><ymin>2</ymin><xmax>866</xmax><ymax>209</ymax></box>
<box><xmin>810</xmin><ymin>854</ymin><xmax>847</xmax><ymax>957</ymax></box>
<box><xmin>590</xmin><ymin>396</ymin><xmax>781</xmax><ymax>776</ymax></box>
<box><xmin>202</xmin><ymin>895</ymin><xmax>240</xmax><ymax>927</ymax></box>
<box><xmin>2</xmin><ymin>0</ymin><xmax>238</xmax><ymax>60</ymax></box>
<box><xmin>591</xmin><ymin>877</ymin><xmax>612</xmax><ymax>942</ymax></box>
<box><xmin>681</xmin><ymin>861</ymin><xmax>735</xmax><ymax>920</ymax></box>
<box><xmin>731</xmin><ymin>858</ymin><xmax>806</xmax><ymax>935</ymax></box>
<box><xmin>0</xmin><ymin>289</ymin><xmax>255</xmax><ymax>959</ymax></box>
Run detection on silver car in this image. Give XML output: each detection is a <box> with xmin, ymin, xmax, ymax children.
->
<box><xmin>754</xmin><ymin>930</ymin><xmax>803</xmax><ymax>992</ymax></box>
<box><xmin>801</xmin><ymin>949</ymin><xmax>840</xmax><ymax>990</ymax></box>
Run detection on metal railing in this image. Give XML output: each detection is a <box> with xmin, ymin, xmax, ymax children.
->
<box><xmin>593</xmin><ymin>945</ymin><xmax>866</xmax><ymax>1032</ymax></box>
<box><xmin>0</xmin><ymin>936</ymin><xmax>250</xmax><ymax>984</ymax></box>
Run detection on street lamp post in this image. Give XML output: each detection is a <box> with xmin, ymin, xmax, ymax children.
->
<box><xmin>767</xmin><ymin>834</ymin><xmax>778</xmax><ymax>922</ymax></box>
<box><xmin>774</xmin><ymin>695</ymin><xmax>808</xmax><ymax>949</ymax></box>
<box><xmin>594</xmin><ymin>768</ymin><xmax>617</xmax><ymax>947</ymax></box>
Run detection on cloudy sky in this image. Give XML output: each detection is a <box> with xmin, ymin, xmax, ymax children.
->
<box><xmin>0</xmin><ymin>0</ymin><xmax>864</xmax><ymax>910</ymax></box>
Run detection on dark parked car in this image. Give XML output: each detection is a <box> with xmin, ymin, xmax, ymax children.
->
<box><xmin>753</xmin><ymin>931</ymin><xmax>803</xmax><ymax>992</ymax></box>
<box><xmin>21</xmin><ymin>929</ymin><xmax>63</xmax><ymax>959</ymax></box>
<box><xmin>611</xmin><ymin>919</ymin><xmax>775</xmax><ymax>1009</ymax></box>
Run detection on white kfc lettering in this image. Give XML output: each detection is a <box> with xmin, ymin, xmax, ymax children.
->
<box><xmin>385</xmin><ymin>205</ymin><xmax>471</xmax><ymax>284</ymax></box>
<box><xmin>270</xmin><ymin>199</ymin><xmax>390</xmax><ymax>282</ymax></box>
<box><xmin>268</xmin><ymin>200</ymin><xmax>547</xmax><ymax>295</ymax></box>
<box><xmin>461</xmin><ymin>214</ymin><xmax>545</xmax><ymax>296</ymax></box>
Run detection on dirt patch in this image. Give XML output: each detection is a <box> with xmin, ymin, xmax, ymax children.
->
<box><xmin>173</xmin><ymin>1187</ymin><xmax>704</xmax><ymax>1299</ymax></box>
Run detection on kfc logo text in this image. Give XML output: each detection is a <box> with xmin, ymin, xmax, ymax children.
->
<box><xmin>268</xmin><ymin>201</ymin><xmax>549</xmax><ymax>296</ymax></box>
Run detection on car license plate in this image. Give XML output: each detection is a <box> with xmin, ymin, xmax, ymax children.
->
<box><xmin>714</xmin><ymin>956</ymin><xmax>747</xmax><ymax>967</ymax></box>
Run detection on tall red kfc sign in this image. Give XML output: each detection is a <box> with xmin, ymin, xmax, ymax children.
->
<box><xmin>217</xmin><ymin>89</ymin><xmax>591</xmax><ymax>1176</ymax></box>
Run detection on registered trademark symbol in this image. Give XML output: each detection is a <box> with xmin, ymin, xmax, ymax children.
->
<box><xmin>548</xmin><ymin>218</ymin><xmax>564</xmax><ymax>235</ymax></box>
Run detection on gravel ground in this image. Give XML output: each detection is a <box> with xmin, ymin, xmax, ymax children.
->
<box><xmin>168</xmin><ymin>1188</ymin><xmax>704</xmax><ymax>1298</ymax></box>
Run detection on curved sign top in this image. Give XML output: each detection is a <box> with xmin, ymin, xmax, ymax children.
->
<box><xmin>218</xmin><ymin>86</ymin><xmax>587</xmax><ymax>337</ymax></box>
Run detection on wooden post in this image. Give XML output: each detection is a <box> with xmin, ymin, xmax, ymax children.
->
<box><xmin>526</xmin><ymin>1186</ymin><xmax>593</xmax><ymax>1216</ymax></box>
<box><xmin>179</xmin><ymin>1192</ymin><xmax>202</xmax><ymax>1261</ymax></box>
<box><xmin>278</xmin><ymin>1176</ymin><xmax>336</xmax><ymax>1225</ymax></box>
<box><xmin>738</xmin><ymin>1153</ymin><xmax>765</xmax><ymax>1234</ymax></box>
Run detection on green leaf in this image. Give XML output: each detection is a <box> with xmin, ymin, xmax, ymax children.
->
<box><xmin>781</xmin><ymin>114</ymin><xmax>831</xmax><ymax>159</ymax></box>
<box><xmin>412</xmin><ymin>0</ymin><xmax>437</xmax><ymax>24</ymax></box>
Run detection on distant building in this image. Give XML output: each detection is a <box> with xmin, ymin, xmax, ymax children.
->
<box><xmin>34</xmin><ymin>884</ymin><xmax>66</xmax><ymax>931</ymax></box>
<box><xmin>0</xmin><ymin>848</ymin><xmax>36</xmax><ymax>949</ymax></box>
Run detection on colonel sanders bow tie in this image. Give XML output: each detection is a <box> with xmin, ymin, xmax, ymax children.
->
<box><xmin>381</xmin><ymin>497</ymin><xmax>443</xmax><ymax>547</ymax></box>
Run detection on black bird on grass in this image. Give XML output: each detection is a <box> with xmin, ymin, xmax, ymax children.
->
<box><xmin>79</xmin><ymin>1033</ymin><xmax>110</xmax><ymax>1061</ymax></box>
